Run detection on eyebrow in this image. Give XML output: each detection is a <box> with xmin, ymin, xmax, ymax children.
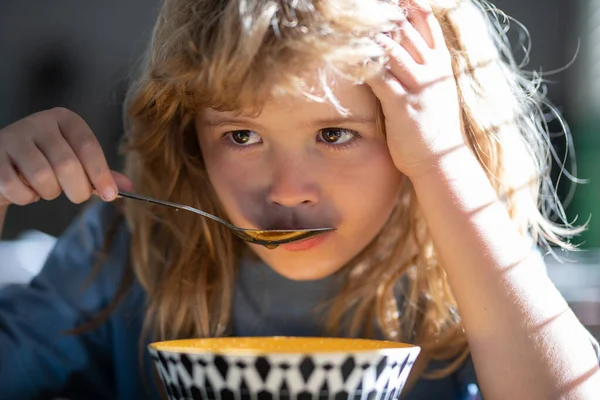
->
<box><xmin>306</xmin><ymin>116</ymin><xmax>376</xmax><ymax>127</ymax></box>
<box><xmin>203</xmin><ymin>115</ymin><xmax>376</xmax><ymax>129</ymax></box>
<box><xmin>203</xmin><ymin>116</ymin><xmax>263</xmax><ymax>129</ymax></box>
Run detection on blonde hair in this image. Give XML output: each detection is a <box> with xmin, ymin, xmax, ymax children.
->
<box><xmin>111</xmin><ymin>0</ymin><xmax>582</xmax><ymax>388</ymax></box>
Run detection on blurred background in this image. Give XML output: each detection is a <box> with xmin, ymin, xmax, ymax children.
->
<box><xmin>0</xmin><ymin>1</ymin><xmax>599</xmax><ymax>334</ymax></box>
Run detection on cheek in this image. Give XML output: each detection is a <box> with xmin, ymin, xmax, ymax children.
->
<box><xmin>202</xmin><ymin>152</ymin><xmax>258</xmax><ymax>219</ymax></box>
<box><xmin>331</xmin><ymin>143</ymin><xmax>402</xmax><ymax>233</ymax></box>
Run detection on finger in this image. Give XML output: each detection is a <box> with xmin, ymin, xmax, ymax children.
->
<box><xmin>366</xmin><ymin>69</ymin><xmax>408</xmax><ymax>105</ymax></box>
<box><xmin>92</xmin><ymin>171</ymin><xmax>133</xmax><ymax>195</ymax></box>
<box><xmin>0</xmin><ymin>152</ymin><xmax>39</xmax><ymax>206</ymax></box>
<box><xmin>407</xmin><ymin>0</ymin><xmax>445</xmax><ymax>50</ymax></box>
<box><xmin>4</xmin><ymin>138</ymin><xmax>62</xmax><ymax>201</ymax></box>
<box><xmin>395</xmin><ymin>18</ymin><xmax>430</xmax><ymax>64</ymax></box>
<box><xmin>52</xmin><ymin>108</ymin><xmax>118</xmax><ymax>201</ymax></box>
<box><xmin>91</xmin><ymin>171</ymin><xmax>132</xmax><ymax>200</ymax></box>
<box><xmin>34</xmin><ymin>132</ymin><xmax>93</xmax><ymax>204</ymax></box>
<box><xmin>376</xmin><ymin>33</ymin><xmax>420</xmax><ymax>89</ymax></box>
<box><xmin>112</xmin><ymin>171</ymin><xmax>133</xmax><ymax>192</ymax></box>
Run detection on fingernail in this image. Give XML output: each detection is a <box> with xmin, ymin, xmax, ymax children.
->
<box><xmin>102</xmin><ymin>188</ymin><xmax>117</xmax><ymax>201</ymax></box>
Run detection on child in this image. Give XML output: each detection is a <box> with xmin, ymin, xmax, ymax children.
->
<box><xmin>0</xmin><ymin>0</ymin><xmax>599</xmax><ymax>398</ymax></box>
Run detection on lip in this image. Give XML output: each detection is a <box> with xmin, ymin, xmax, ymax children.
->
<box><xmin>278</xmin><ymin>231</ymin><xmax>332</xmax><ymax>252</ymax></box>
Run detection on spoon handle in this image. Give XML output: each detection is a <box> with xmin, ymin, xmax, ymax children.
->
<box><xmin>114</xmin><ymin>191</ymin><xmax>232</xmax><ymax>227</ymax></box>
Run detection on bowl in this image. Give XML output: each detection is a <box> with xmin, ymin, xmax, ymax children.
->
<box><xmin>148</xmin><ymin>336</ymin><xmax>420</xmax><ymax>400</ymax></box>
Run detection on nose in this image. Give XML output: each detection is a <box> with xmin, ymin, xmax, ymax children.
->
<box><xmin>266</xmin><ymin>154</ymin><xmax>320</xmax><ymax>208</ymax></box>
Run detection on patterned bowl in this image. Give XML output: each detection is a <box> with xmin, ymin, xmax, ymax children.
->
<box><xmin>148</xmin><ymin>337</ymin><xmax>421</xmax><ymax>400</ymax></box>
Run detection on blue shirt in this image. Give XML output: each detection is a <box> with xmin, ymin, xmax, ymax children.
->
<box><xmin>0</xmin><ymin>201</ymin><xmax>595</xmax><ymax>399</ymax></box>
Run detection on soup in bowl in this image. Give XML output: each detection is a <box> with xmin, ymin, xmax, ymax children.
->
<box><xmin>148</xmin><ymin>337</ymin><xmax>420</xmax><ymax>400</ymax></box>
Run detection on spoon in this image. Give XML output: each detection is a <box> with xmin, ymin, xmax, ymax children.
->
<box><xmin>114</xmin><ymin>191</ymin><xmax>334</xmax><ymax>249</ymax></box>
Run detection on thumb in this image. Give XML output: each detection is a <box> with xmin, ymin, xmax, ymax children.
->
<box><xmin>111</xmin><ymin>171</ymin><xmax>133</xmax><ymax>192</ymax></box>
<box><xmin>92</xmin><ymin>171</ymin><xmax>133</xmax><ymax>201</ymax></box>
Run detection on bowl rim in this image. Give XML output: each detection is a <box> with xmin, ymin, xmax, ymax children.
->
<box><xmin>147</xmin><ymin>336</ymin><xmax>421</xmax><ymax>356</ymax></box>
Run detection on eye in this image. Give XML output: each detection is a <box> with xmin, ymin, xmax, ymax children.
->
<box><xmin>226</xmin><ymin>130</ymin><xmax>261</xmax><ymax>145</ymax></box>
<box><xmin>318</xmin><ymin>128</ymin><xmax>357</xmax><ymax>145</ymax></box>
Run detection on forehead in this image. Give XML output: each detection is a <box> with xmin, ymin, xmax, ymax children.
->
<box><xmin>202</xmin><ymin>77</ymin><xmax>378</xmax><ymax>122</ymax></box>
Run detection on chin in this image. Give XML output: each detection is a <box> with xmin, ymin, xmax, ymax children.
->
<box><xmin>254</xmin><ymin>249</ymin><xmax>349</xmax><ymax>281</ymax></box>
<box><xmin>271</xmin><ymin>261</ymin><xmax>341</xmax><ymax>281</ymax></box>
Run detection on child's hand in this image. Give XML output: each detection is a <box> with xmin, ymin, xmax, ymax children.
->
<box><xmin>368</xmin><ymin>0</ymin><xmax>466</xmax><ymax>180</ymax></box>
<box><xmin>0</xmin><ymin>108</ymin><xmax>130</xmax><ymax>208</ymax></box>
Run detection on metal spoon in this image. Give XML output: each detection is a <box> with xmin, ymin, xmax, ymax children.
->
<box><xmin>115</xmin><ymin>191</ymin><xmax>334</xmax><ymax>249</ymax></box>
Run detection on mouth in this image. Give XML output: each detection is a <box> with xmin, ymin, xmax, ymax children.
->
<box><xmin>277</xmin><ymin>230</ymin><xmax>333</xmax><ymax>252</ymax></box>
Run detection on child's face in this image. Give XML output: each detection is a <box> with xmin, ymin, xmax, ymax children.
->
<box><xmin>196</xmin><ymin>78</ymin><xmax>403</xmax><ymax>280</ymax></box>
